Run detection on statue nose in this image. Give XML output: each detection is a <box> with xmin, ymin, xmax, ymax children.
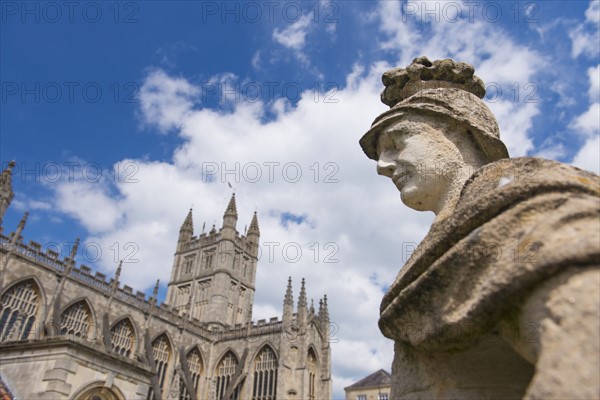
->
<box><xmin>377</xmin><ymin>158</ymin><xmax>395</xmax><ymax>177</ymax></box>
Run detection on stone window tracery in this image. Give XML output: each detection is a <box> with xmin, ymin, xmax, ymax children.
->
<box><xmin>110</xmin><ymin>318</ymin><xmax>135</xmax><ymax>357</ymax></box>
<box><xmin>204</xmin><ymin>250</ymin><xmax>215</xmax><ymax>270</ymax></box>
<box><xmin>215</xmin><ymin>351</ymin><xmax>240</xmax><ymax>400</ymax></box>
<box><xmin>175</xmin><ymin>285</ymin><xmax>191</xmax><ymax>314</ymax></box>
<box><xmin>308</xmin><ymin>349</ymin><xmax>318</xmax><ymax>400</ymax></box>
<box><xmin>60</xmin><ymin>301</ymin><xmax>91</xmax><ymax>338</ymax></box>
<box><xmin>192</xmin><ymin>280</ymin><xmax>210</xmax><ymax>321</ymax></box>
<box><xmin>252</xmin><ymin>346</ymin><xmax>278</xmax><ymax>400</ymax></box>
<box><xmin>0</xmin><ymin>280</ymin><xmax>40</xmax><ymax>342</ymax></box>
<box><xmin>183</xmin><ymin>255</ymin><xmax>195</xmax><ymax>275</ymax></box>
<box><xmin>147</xmin><ymin>334</ymin><xmax>172</xmax><ymax>400</ymax></box>
<box><xmin>76</xmin><ymin>386</ymin><xmax>122</xmax><ymax>400</ymax></box>
<box><xmin>180</xmin><ymin>348</ymin><xmax>203</xmax><ymax>400</ymax></box>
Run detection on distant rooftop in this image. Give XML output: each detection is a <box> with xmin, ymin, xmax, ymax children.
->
<box><xmin>344</xmin><ymin>369</ymin><xmax>391</xmax><ymax>390</ymax></box>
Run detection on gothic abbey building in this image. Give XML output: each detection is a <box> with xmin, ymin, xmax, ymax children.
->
<box><xmin>0</xmin><ymin>162</ymin><xmax>332</xmax><ymax>400</ymax></box>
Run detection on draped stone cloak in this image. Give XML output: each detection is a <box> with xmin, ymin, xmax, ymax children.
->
<box><xmin>379</xmin><ymin>157</ymin><xmax>600</xmax><ymax>349</ymax></box>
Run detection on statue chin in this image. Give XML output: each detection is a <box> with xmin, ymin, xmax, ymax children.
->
<box><xmin>400</xmin><ymin>188</ymin><xmax>428</xmax><ymax>212</ymax></box>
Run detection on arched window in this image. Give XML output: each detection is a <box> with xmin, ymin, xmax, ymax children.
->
<box><xmin>180</xmin><ymin>348</ymin><xmax>203</xmax><ymax>400</ymax></box>
<box><xmin>110</xmin><ymin>318</ymin><xmax>136</xmax><ymax>358</ymax></box>
<box><xmin>0</xmin><ymin>280</ymin><xmax>40</xmax><ymax>342</ymax></box>
<box><xmin>76</xmin><ymin>385</ymin><xmax>122</xmax><ymax>400</ymax></box>
<box><xmin>215</xmin><ymin>351</ymin><xmax>240</xmax><ymax>400</ymax></box>
<box><xmin>252</xmin><ymin>346</ymin><xmax>278</xmax><ymax>400</ymax></box>
<box><xmin>307</xmin><ymin>349</ymin><xmax>318</xmax><ymax>400</ymax></box>
<box><xmin>60</xmin><ymin>301</ymin><xmax>92</xmax><ymax>338</ymax></box>
<box><xmin>147</xmin><ymin>334</ymin><xmax>172</xmax><ymax>400</ymax></box>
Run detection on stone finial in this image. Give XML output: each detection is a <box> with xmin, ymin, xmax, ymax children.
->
<box><xmin>111</xmin><ymin>260</ymin><xmax>123</xmax><ymax>293</ymax></box>
<box><xmin>380</xmin><ymin>56</ymin><xmax>486</xmax><ymax>107</ymax></box>
<box><xmin>284</xmin><ymin>277</ymin><xmax>293</xmax><ymax>306</ymax></box>
<box><xmin>321</xmin><ymin>294</ymin><xmax>329</xmax><ymax>323</ymax></box>
<box><xmin>13</xmin><ymin>211</ymin><xmax>28</xmax><ymax>242</ymax></box>
<box><xmin>69</xmin><ymin>238</ymin><xmax>80</xmax><ymax>261</ymax></box>
<box><xmin>298</xmin><ymin>278</ymin><xmax>307</xmax><ymax>309</ymax></box>
<box><xmin>64</xmin><ymin>237</ymin><xmax>80</xmax><ymax>275</ymax></box>
<box><xmin>0</xmin><ymin>161</ymin><xmax>16</xmax><ymax>185</ymax></box>
<box><xmin>0</xmin><ymin>161</ymin><xmax>16</xmax><ymax>225</ymax></box>
<box><xmin>225</xmin><ymin>193</ymin><xmax>237</xmax><ymax>216</ymax></box>
<box><xmin>115</xmin><ymin>260</ymin><xmax>123</xmax><ymax>280</ymax></box>
<box><xmin>152</xmin><ymin>279</ymin><xmax>160</xmax><ymax>304</ymax></box>
<box><xmin>180</xmin><ymin>208</ymin><xmax>193</xmax><ymax>233</ymax></box>
<box><xmin>248</xmin><ymin>211</ymin><xmax>260</xmax><ymax>234</ymax></box>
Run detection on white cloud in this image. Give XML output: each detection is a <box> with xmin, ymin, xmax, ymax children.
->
<box><xmin>251</xmin><ymin>50</ymin><xmax>261</xmax><ymax>70</ymax></box>
<box><xmin>138</xmin><ymin>69</ymin><xmax>199</xmax><ymax>133</ymax></box>
<box><xmin>533</xmin><ymin>141</ymin><xmax>567</xmax><ymax>161</ymax></box>
<box><xmin>572</xmin><ymin>102</ymin><xmax>600</xmax><ymax>137</ymax></box>
<box><xmin>273</xmin><ymin>15</ymin><xmax>312</xmax><ymax>51</ymax></box>
<box><xmin>572</xmin><ymin>135</ymin><xmax>600</xmax><ymax>173</ymax></box>
<box><xmin>487</xmin><ymin>100</ymin><xmax>538</xmax><ymax>157</ymax></box>
<box><xmin>569</xmin><ymin>0</ymin><xmax>600</xmax><ymax>58</ymax></box>
<box><xmin>588</xmin><ymin>64</ymin><xmax>600</xmax><ymax>102</ymax></box>
<box><xmin>570</xmin><ymin>62</ymin><xmax>599</xmax><ymax>174</ymax></box>
<box><xmin>50</xmin><ymin>64</ymin><xmax>412</xmax><ymax>396</ymax></box>
<box><xmin>586</xmin><ymin>0</ymin><xmax>600</xmax><ymax>24</ymax></box>
<box><xmin>54</xmin><ymin>180</ymin><xmax>123</xmax><ymax>233</ymax></box>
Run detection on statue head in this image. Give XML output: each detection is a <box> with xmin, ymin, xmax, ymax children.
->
<box><xmin>360</xmin><ymin>57</ymin><xmax>509</xmax><ymax>216</ymax></box>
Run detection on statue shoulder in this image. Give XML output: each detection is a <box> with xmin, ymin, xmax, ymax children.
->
<box><xmin>460</xmin><ymin>157</ymin><xmax>599</xmax><ymax>204</ymax></box>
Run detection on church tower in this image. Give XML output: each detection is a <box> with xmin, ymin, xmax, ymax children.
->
<box><xmin>165</xmin><ymin>194</ymin><xmax>260</xmax><ymax>329</ymax></box>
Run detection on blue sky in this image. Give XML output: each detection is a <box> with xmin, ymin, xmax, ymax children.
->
<box><xmin>1</xmin><ymin>1</ymin><xmax>599</xmax><ymax>397</ymax></box>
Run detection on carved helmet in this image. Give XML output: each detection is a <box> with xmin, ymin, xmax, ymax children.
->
<box><xmin>359</xmin><ymin>57</ymin><xmax>509</xmax><ymax>163</ymax></box>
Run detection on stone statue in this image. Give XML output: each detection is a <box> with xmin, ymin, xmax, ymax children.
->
<box><xmin>360</xmin><ymin>57</ymin><xmax>600</xmax><ymax>399</ymax></box>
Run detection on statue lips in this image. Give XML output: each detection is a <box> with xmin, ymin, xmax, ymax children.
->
<box><xmin>392</xmin><ymin>172</ymin><xmax>410</xmax><ymax>190</ymax></box>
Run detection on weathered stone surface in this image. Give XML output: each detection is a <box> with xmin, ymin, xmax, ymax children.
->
<box><xmin>360</xmin><ymin>57</ymin><xmax>600</xmax><ymax>399</ymax></box>
<box><xmin>380</xmin><ymin>56</ymin><xmax>486</xmax><ymax>107</ymax></box>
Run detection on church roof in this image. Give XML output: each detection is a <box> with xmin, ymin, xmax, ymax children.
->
<box><xmin>344</xmin><ymin>369</ymin><xmax>391</xmax><ymax>390</ymax></box>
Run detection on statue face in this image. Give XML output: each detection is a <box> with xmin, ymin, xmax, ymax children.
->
<box><xmin>376</xmin><ymin>119</ymin><xmax>466</xmax><ymax>213</ymax></box>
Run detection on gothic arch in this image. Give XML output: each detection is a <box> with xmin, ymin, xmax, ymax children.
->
<box><xmin>307</xmin><ymin>345</ymin><xmax>320</xmax><ymax>366</ymax></box>
<box><xmin>249</xmin><ymin>342</ymin><xmax>279</xmax><ymax>364</ymax></box>
<box><xmin>185</xmin><ymin>345</ymin><xmax>206</xmax><ymax>374</ymax></box>
<box><xmin>185</xmin><ymin>345</ymin><xmax>205</xmax><ymax>361</ymax></box>
<box><xmin>71</xmin><ymin>381</ymin><xmax>125</xmax><ymax>400</ymax></box>
<box><xmin>181</xmin><ymin>346</ymin><xmax>205</xmax><ymax>400</ymax></box>
<box><xmin>1</xmin><ymin>275</ymin><xmax>46</xmax><ymax>306</ymax></box>
<box><xmin>0</xmin><ymin>277</ymin><xmax>44</xmax><ymax>342</ymax></box>
<box><xmin>109</xmin><ymin>316</ymin><xmax>138</xmax><ymax>358</ymax></box>
<box><xmin>59</xmin><ymin>297</ymin><xmax>96</xmax><ymax>340</ymax></box>
<box><xmin>150</xmin><ymin>330</ymin><xmax>175</xmax><ymax>349</ymax></box>
<box><xmin>307</xmin><ymin>347</ymin><xmax>319</xmax><ymax>400</ymax></box>
<box><xmin>149</xmin><ymin>332</ymin><xmax>174</xmax><ymax>395</ymax></box>
<box><xmin>213</xmin><ymin>348</ymin><xmax>240</xmax><ymax>369</ymax></box>
<box><xmin>214</xmin><ymin>350</ymin><xmax>241</xmax><ymax>400</ymax></box>
<box><xmin>251</xmin><ymin>344</ymin><xmax>278</xmax><ymax>400</ymax></box>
